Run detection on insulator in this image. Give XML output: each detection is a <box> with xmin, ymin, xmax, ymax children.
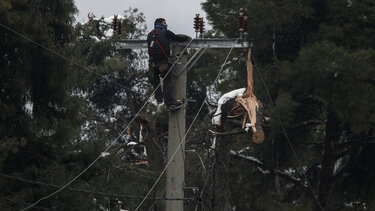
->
<box><xmin>194</xmin><ymin>14</ymin><xmax>200</xmax><ymax>32</ymax></box>
<box><xmin>243</xmin><ymin>17</ymin><xmax>248</xmax><ymax>32</ymax></box>
<box><xmin>239</xmin><ymin>13</ymin><xmax>244</xmax><ymax>30</ymax></box>
<box><xmin>118</xmin><ymin>20</ymin><xmax>122</xmax><ymax>35</ymax></box>
<box><xmin>113</xmin><ymin>15</ymin><xmax>118</xmax><ymax>30</ymax></box>
<box><xmin>199</xmin><ymin>18</ymin><xmax>205</xmax><ymax>34</ymax></box>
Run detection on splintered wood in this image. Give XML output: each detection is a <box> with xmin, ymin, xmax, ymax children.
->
<box><xmin>227</xmin><ymin>50</ymin><xmax>265</xmax><ymax>144</ymax></box>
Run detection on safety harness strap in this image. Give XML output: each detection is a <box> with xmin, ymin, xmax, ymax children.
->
<box><xmin>150</xmin><ymin>29</ymin><xmax>169</xmax><ymax>60</ymax></box>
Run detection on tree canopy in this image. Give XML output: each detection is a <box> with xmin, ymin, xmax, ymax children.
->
<box><xmin>0</xmin><ymin>0</ymin><xmax>374</xmax><ymax>210</ymax></box>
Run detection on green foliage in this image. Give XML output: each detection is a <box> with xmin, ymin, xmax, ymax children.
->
<box><xmin>1</xmin><ymin>0</ymin><xmax>374</xmax><ymax>210</ymax></box>
<box><xmin>280</xmin><ymin>41</ymin><xmax>375</xmax><ymax>134</ymax></box>
<box><xmin>0</xmin><ymin>1</ymin><xmax>157</xmax><ymax>210</ymax></box>
<box><xmin>200</xmin><ymin>0</ymin><xmax>375</xmax><ymax>210</ymax></box>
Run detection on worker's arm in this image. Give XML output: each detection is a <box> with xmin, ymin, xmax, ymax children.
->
<box><xmin>166</xmin><ymin>30</ymin><xmax>190</xmax><ymax>42</ymax></box>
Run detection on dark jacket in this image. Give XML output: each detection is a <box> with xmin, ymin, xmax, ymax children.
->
<box><xmin>147</xmin><ymin>29</ymin><xmax>189</xmax><ymax>61</ymax></box>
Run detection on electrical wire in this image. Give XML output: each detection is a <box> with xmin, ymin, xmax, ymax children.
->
<box><xmin>0</xmin><ymin>23</ymin><xmax>134</xmax><ymax>91</ymax></box>
<box><xmin>135</xmin><ymin>38</ymin><xmax>239</xmax><ymax>210</ymax></box>
<box><xmin>252</xmin><ymin>55</ymin><xmax>324</xmax><ymax>210</ymax></box>
<box><xmin>0</xmin><ymin>173</ymin><xmax>194</xmax><ymax>201</ymax></box>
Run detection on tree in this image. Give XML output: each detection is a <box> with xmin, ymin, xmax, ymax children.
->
<box><xmin>201</xmin><ymin>0</ymin><xmax>375</xmax><ymax>210</ymax></box>
<box><xmin>0</xmin><ymin>2</ymin><xmax>161</xmax><ymax>209</ymax></box>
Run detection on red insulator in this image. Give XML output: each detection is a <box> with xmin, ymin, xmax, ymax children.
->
<box><xmin>113</xmin><ymin>15</ymin><xmax>118</xmax><ymax>30</ymax></box>
<box><xmin>194</xmin><ymin>14</ymin><xmax>200</xmax><ymax>32</ymax></box>
<box><xmin>243</xmin><ymin>16</ymin><xmax>248</xmax><ymax>32</ymax></box>
<box><xmin>239</xmin><ymin>13</ymin><xmax>244</xmax><ymax>30</ymax></box>
<box><xmin>199</xmin><ymin>18</ymin><xmax>205</xmax><ymax>34</ymax></box>
<box><xmin>118</xmin><ymin>20</ymin><xmax>122</xmax><ymax>35</ymax></box>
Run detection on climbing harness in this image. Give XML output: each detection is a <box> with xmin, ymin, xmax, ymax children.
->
<box><xmin>149</xmin><ymin>29</ymin><xmax>169</xmax><ymax>60</ymax></box>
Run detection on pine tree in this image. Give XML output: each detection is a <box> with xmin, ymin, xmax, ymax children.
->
<box><xmin>201</xmin><ymin>0</ymin><xmax>375</xmax><ymax>210</ymax></box>
<box><xmin>0</xmin><ymin>2</ymin><xmax>160</xmax><ymax>209</ymax></box>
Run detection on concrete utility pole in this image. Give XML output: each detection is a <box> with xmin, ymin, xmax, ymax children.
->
<box><xmin>165</xmin><ymin>44</ymin><xmax>188</xmax><ymax>211</ymax></box>
<box><xmin>115</xmin><ymin>38</ymin><xmax>248</xmax><ymax>211</ymax></box>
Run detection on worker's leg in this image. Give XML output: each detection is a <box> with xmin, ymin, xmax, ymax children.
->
<box><xmin>152</xmin><ymin>67</ymin><xmax>163</xmax><ymax>103</ymax></box>
<box><xmin>161</xmin><ymin>71</ymin><xmax>173</xmax><ymax>107</ymax></box>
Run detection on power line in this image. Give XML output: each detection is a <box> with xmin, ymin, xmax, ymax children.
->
<box><xmin>2</xmin><ymin>198</ymin><xmax>54</xmax><ymax>211</ymax></box>
<box><xmin>135</xmin><ymin>38</ymin><xmax>239</xmax><ymax>210</ymax></box>
<box><xmin>0</xmin><ymin>23</ymin><xmax>133</xmax><ymax>91</ymax></box>
<box><xmin>0</xmin><ymin>173</ymin><xmax>194</xmax><ymax>201</ymax></box>
<box><xmin>252</xmin><ymin>55</ymin><xmax>324</xmax><ymax>210</ymax></box>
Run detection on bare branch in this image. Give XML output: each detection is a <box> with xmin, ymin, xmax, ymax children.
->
<box><xmin>334</xmin><ymin>136</ymin><xmax>375</xmax><ymax>152</ymax></box>
<box><xmin>230</xmin><ymin>150</ymin><xmax>306</xmax><ymax>188</ymax></box>
<box><xmin>290</xmin><ymin>119</ymin><xmax>326</xmax><ymax>129</ymax></box>
<box><xmin>208</xmin><ymin>129</ymin><xmax>247</xmax><ymax>136</ymax></box>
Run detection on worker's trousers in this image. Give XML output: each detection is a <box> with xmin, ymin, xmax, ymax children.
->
<box><xmin>152</xmin><ymin>64</ymin><xmax>173</xmax><ymax>106</ymax></box>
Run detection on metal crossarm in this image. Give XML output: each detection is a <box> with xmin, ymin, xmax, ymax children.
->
<box><xmin>114</xmin><ymin>38</ymin><xmax>249</xmax><ymax>49</ymax></box>
<box><xmin>173</xmin><ymin>45</ymin><xmax>210</xmax><ymax>78</ymax></box>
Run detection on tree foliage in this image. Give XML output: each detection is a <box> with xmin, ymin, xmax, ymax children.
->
<box><xmin>1</xmin><ymin>0</ymin><xmax>374</xmax><ymax>210</ymax></box>
<box><xmin>201</xmin><ymin>0</ymin><xmax>375</xmax><ymax>210</ymax></box>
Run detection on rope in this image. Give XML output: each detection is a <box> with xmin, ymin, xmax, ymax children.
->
<box><xmin>17</xmin><ymin>30</ymin><xmax>193</xmax><ymax>210</ymax></box>
<box><xmin>252</xmin><ymin>54</ymin><xmax>324</xmax><ymax>210</ymax></box>
<box><xmin>134</xmin><ymin>38</ymin><xmax>239</xmax><ymax>210</ymax></box>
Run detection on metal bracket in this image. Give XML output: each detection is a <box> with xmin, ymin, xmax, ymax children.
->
<box><xmin>113</xmin><ymin>38</ymin><xmax>249</xmax><ymax>49</ymax></box>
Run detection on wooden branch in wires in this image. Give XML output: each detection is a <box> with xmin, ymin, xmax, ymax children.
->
<box><xmin>208</xmin><ymin>129</ymin><xmax>247</xmax><ymax>136</ymax></box>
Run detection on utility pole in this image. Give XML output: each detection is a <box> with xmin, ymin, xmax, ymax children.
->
<box><xmin>115</xmin><ymin>38</ymin><xmax>248</xmax><ymax>211</ymax></box>
<box><xmin>165</xmin><ymin>44</ymin><xmax>188</xmax><ymax>211</ymax></box>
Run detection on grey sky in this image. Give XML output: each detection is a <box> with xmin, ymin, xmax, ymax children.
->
<box><xmin>74</xmin><ymin>0</ymin><xmax>211</xmax><ymax>37</ymax></box>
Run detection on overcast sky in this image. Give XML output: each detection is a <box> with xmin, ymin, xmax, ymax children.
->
<box><xmin>74</xmin><ymin>0</ymin><xmax>211</xmax><ymax>38</ymax></box>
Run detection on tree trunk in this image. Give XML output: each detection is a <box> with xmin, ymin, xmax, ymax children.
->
<box><xmin>136</xmin><ymin>114</ymin><xmax>164</xmax><ymax>171</ymax></box>
<box><xmin>273</xmin><ymin>139</ymin><xmax>281</xmax><ymax>194</ymax></box>
<box><xmin>318</xmin><ymin>111</ymin><xmax>340</xmax><ymax>210</ymax></box>
<box><xmin>125</xmin><ymin>87</ymin><xmax>136</xmax><ymax>115</ymax></box>
<box><xmin>135</xmin><ymin>114</ymin><xmax>165</xmax><ymax>211</ymax></box>
<box><xmin>212</xmin><ymin>123</ymin><xmax>233</xmax><ymax>211</ymax></box>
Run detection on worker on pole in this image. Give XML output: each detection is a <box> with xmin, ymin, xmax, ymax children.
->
<box><xmin>147</xmin><ymin>18</ymin><xmax>191</xmax><ymax>111</ymax></box>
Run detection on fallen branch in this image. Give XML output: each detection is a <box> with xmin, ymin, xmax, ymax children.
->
<box><xmin>208</xmin><ymin>129</ymin><xmax>247</xmax><ymax>136</ymax></box>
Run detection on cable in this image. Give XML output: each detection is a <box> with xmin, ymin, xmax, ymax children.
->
<box><xmin>0</xmin><ymin>173</ymin><xmax>194</xmax><ymax>201</ymax></box>
<box><xmin>252</xmin><ymin>55</ymin><xmax>323</xmax><ymax>210</ymax></box>
<box><xmin>0</xmin><ymin>23</ymin><xmax>133</xmax><ymax>91</ymax></box>
<box><xmin>19</xmin><ymin>35</ymin><xmax>193</xmax><ymax>210</ymax></box>
<box><xmin>135</xmin><ymin>39</ymin><xmax>239</xmax><ymax>210</ymax></box>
